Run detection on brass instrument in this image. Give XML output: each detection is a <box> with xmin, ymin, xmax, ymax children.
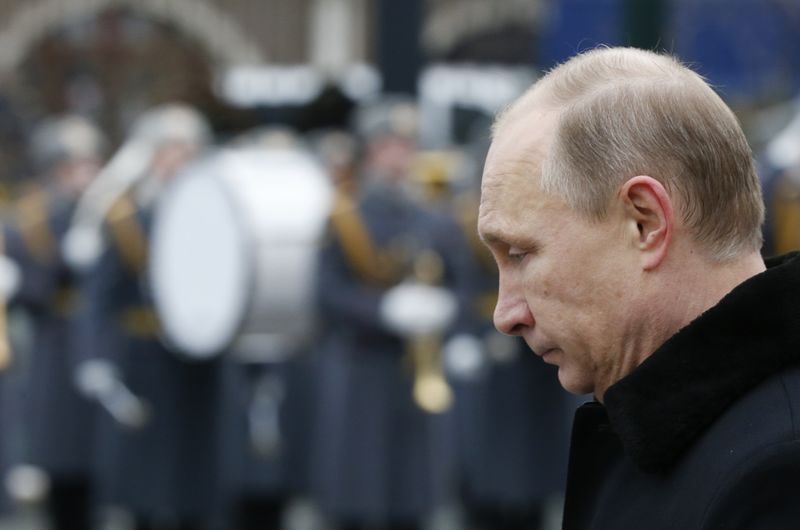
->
<box><xmin>409</xmin><ymin>250</ymin><xmax>453</xmax><ymax>414</ymax></box>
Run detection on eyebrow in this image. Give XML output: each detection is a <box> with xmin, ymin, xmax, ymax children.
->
<box><xmin>479</xmin><ymin>230</ymin><xmax>503</xmax><ymax>247</ymax></box>
<box><xmin>480</xmin><ymin>224</ymin><xmax>542</xmax><ymax>256</ymax></box>
<box><xmin>479</xmin><ymin>227</ymin><xmax>524</xmax><ymax>249</ymax></box>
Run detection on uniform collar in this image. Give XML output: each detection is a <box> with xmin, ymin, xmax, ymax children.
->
<box><xmin>603</xmin><ymin>253</ymin><xmax>800</xmax><ymax>474</ymax></box>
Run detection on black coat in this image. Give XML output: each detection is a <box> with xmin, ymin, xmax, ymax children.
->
<box><xmin>564</xmin><ymin>253</ymin><xmax>800</xmax><ymax>530</ymax></box>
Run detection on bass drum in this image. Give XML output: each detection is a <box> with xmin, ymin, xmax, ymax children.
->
<box><xmin>149</xmin><ymin>147</ymin><xmax>333</xmax><ymax>361</ymax></box>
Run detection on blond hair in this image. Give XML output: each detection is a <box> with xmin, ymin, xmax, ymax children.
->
<box><xmin>496</xmin><ymin>47</ymin><xmax>764</xmax><ymax>261</ymax></box>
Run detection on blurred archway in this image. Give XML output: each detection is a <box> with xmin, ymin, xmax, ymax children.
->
<box><xmin>0</xmin><ymin>3</ymin><xmax>263</xmax><ymax>188</ymax></box>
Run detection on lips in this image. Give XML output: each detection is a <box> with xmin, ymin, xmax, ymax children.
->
<box><xmin>528</xmin><ymin>337</ymin><xmax>559</xmax><ymax>360</ymax></box>
<box><xmin>522</xmin><ymin>335</ymin><xmax>559</xmax><ymax>358</ymax></box>
<box><xmin>539</xmin><ymin>347</ymin><xmax>558</xmax><ymax>358</ymax></box>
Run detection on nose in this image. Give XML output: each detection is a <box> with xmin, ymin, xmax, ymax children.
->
<box><xmin>493</xmin><ymin>273</ymin><xmax>535</xmax><ymax>336</ymax></box>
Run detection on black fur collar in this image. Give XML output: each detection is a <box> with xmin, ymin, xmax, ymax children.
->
<box><xmin>603</xmin><ymin>252</ymin><xmax>800</xmax><ymax>474</ymax></box>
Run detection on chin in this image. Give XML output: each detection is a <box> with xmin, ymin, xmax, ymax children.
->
<box><xmin>557</xmin><ymin>368</ymin><xmax>594</xmax><ymax>396</ymax></box>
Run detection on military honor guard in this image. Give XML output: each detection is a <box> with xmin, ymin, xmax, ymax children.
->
<box><xmin>311</xmin><ymin>100</ymin><xmax>470</xmax><ymax>530</ymax></box>
<box><xmin>71</xmin><ymin>103</ymin><xmax>225</xmax><ymax>530</ymax></box>
<box><xmin>3</xmin><ymin>115</ymin><xmax>106</xmax><ymax>529</ymax></box>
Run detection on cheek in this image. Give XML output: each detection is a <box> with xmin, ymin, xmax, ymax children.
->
<box><xmin>529</xmin><ymin>267</ymin><xmax>607</xmax><ymax>337</ymax></box>
<box><xmin>523</xmin><ymin>262</ymin><xmax>568</xmax><ymax>303</ymax></box>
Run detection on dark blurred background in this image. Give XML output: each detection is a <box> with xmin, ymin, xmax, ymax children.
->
<box><xmin>0</xmin><ymin>1</ymin><xmax>797</xmax><ymax>530</ymax></box>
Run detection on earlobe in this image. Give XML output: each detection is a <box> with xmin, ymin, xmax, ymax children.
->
<box><xmin>620</xmin><ymin>176</ymin><xmax>674</xmax><ymax>271</ymax></box>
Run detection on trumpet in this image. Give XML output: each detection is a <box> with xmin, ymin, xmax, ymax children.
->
<box><xmin>408</xmin><ymin>250</ymin><xmax>454</xmax><ymax>414</ymax></box>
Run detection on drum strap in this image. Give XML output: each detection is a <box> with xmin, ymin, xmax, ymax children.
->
<box><xmin>329</xmin><ymin>190</ymin><xmax>401</xmax><ymax>286</ymax></box>
<box><xmin>15</xmin><ymin>189</ymin><xmax>57</xmax><ymax>264</ymax></box>
<box><xmin>106</xmin><ymin>195</ymin><xmax>148</xmax><ymax>275</ymax></box>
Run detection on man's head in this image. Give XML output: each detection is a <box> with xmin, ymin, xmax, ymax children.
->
<box><xmin>30</xmin><ymin>115</ymin><xmax>106</xmax><ymax>200</ymax></box>
<box><xmin>355</xmin><ymin>98</ymin><xmax>418</xmax><ymax>183</ymax></box>
<box><xmin>132</xmin><ymin>103</ymin><xmax>211</xmax><ymax>182</ymax></box>
<box><xmin>478</xmin><ymin>47</ymin><xmax>766</xmax><ymax>398</ymax></box>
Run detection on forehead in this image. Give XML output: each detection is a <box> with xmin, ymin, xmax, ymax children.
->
<box><xmin>478</xmin><ymin>110</ymin><xmax>560</xmax><ymax>242</ymax></box>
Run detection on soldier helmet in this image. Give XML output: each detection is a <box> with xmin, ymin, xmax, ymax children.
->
<box><xmin>352</xmin><ymin>96</ymin><xmax>418</xmax><ymax>143</ymax></box>
<box><xmin>130</xmin><ymin>103</ymin><xmax>211</xmax><ymax>148</ymax></box>
<box><xmin>29</xmin><ymin>115</ymin><xmax>106</xmax><ymax>175</ymax></box>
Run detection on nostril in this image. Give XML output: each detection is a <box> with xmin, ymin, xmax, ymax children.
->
<box><xmin>508</xmin><ymin>323</ymin><xmax>526</xmax><ymax>336</ymax></box>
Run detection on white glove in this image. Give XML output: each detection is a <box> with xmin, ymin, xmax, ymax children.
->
<box><xmin>484</xmin><ymin>330</ymin><xmax>520</xmax><ymax>363</ymax></box>
<box><xmin>74</xmin><ymin>359</ymin><xmax>150</xmax><ymax>429</ymax></box>
<box><xmin>74</xmin><ymin>358</ymin><xmax>119</xmax><ymax>398</ymax></box>
<box><xmin>5</xmin><ymin>465</ymin><xmax>49</xmax><ymax>504</ymax></box>
<box><xmin>443</xmin><ymin>333</ymin><xmax>487</xmax><ymax>381</ymax></box>
<box><xmin>62</xmin><ymin>226</ymin><xmax>103</xmax><ymax>272</ymax></box>
<box><xmin>380</xmin><ymin>282</ymin><xmax>457</xmax><ymax>336</ymax></box>
<box><xmin>0</xmin><ymin>256</ymin><xmax>20</xmax><ymax>299</ymax></box>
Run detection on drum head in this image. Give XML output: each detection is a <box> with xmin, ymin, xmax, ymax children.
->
<box><xmin>150</xmin><ymin>148</ymin><xmax>332</xmax><ymax>360</ymax></box>
<box><xmin>150</xmin><ymin>156</ymin><xmax>251</xmax><ymax>359</ymax></box>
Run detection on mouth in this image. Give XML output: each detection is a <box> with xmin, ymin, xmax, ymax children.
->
<box><xmin>522</xmin><ymin>336</ymin><xmax>559</xmax><ymax>361</ymax></box>
<box><xmin>523</xmin><ymin>337</ymin><xmax>554</xmax><ymax>356</ymax></box>
<box><xmin>538</xmin><ymin>348</ymin><xmax>560</xmax><ymax>364</ymax></box>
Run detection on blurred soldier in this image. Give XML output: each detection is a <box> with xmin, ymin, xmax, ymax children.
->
<box><xmin>765</xmin><ymin>168</ymin><xmax>800</xmax><ymax>255</ymax></box>
<box><xmin>312</xmin><ymin>100</ymin><xmax>466</xmax><ymax>530</ymax></box>
<box><xmin>72</xmin><ymin>103</ymin><xmax>224</xmax><ymax>530</ymax></box>
<box><xmin>763</xmin><ymin>107</ymin><xmax>800</xmax><ymax>255</ymax></box>
<box><xmin>0</xmin><ymin>224</ymin><xmax>14</xmax><ymax>520</ymax></box>
<box><xmin>311</xmin><ymin>128</ymin><xmax>361</xmax><ymax>193</ymax></box>
<box><xmin>3</xmin><ymin>115</ymin><xmax>105</xmax><ymax>529</ymax></box>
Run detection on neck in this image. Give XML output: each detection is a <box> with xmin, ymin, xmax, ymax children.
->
<box><xmin>670</xmin><ymin>250</ymin><xmax>766</xmax><ymax>331</ymax></box>
<box><xmin>595</xmin><ymin>248</ymin><xmax>766</xmax><ymax>402</ymax></box>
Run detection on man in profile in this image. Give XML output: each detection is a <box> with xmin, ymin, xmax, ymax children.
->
<box><xmin>478</xmin><ymin>46</ymin><xmax>800</xmax><ymax>529</ymax></box>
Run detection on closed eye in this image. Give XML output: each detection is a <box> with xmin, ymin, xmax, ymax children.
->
<box><xmin>507</xmin><ymin>247</ymin><xmax>528</xmax><ymax>262</ymax></box>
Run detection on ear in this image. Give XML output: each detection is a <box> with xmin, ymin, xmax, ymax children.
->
<box><xmin>619</xmin><ymin>175</ymin><xmax>674</xmax><ymax>271</ymax></box>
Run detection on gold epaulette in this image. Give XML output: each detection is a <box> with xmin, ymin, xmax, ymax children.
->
<box><xmin>118</xmin><ymin>306</ymin><xmax>161</xmax><ymax>339</ymax></box>
<box><xmin>454</xmin><ymin>192</ymin><xmax>496</xmax><ymax>273</ymax></box>
<box><xmin>106</xmin><ymin>195</ymin><xmax>148</xmax><ymax>275</ymax></box>
<box><xmin>14</xmin><ymin>189</ymin><xmax>57</xmax><ymax>264</ymax></box>
<box><xmin>328</xmin><ymin>189</ymin><xmax>403</xmax><ymax>286</ymax></box>
<box><xmin>772</xmin><ymin>173</ymin><xmax>800</xmax><ymax>255</ymax></box>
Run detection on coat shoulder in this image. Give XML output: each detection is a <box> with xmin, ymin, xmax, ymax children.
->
<box><xmin>685</xmin><ymin>362</ymin><xmax>800</xmax><ymax>479</ymax></box>
<box><xmin>700</xmin><ymin>438</ymin><xmax>800</xmax><ymax>529</ymax></box>
<box><xmin>587</xmin><ymin>364</ymin><xmax>800</xmax><ymax>529</ymax></box>
<box><xmin>675</xmin><ymin>363</ymin><xmax>800</xmax><ymax>528</ymax></box>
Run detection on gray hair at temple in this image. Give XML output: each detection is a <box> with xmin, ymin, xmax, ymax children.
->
<box><xmin>494</xmin><ymin>47</ymin><xmax>764</xmax><ymax>262</ymax></box>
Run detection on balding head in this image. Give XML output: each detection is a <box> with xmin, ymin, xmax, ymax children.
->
<box><xmin>493</xmin><ymin>47</ymin><xmax>764</xmax><ymax>261</ymax></box>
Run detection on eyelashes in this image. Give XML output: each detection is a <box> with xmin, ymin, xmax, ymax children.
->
<box><xmin>507</xmin><ymin>247</ymin><xmax>529</xmax><ymax>263</ymax></box>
